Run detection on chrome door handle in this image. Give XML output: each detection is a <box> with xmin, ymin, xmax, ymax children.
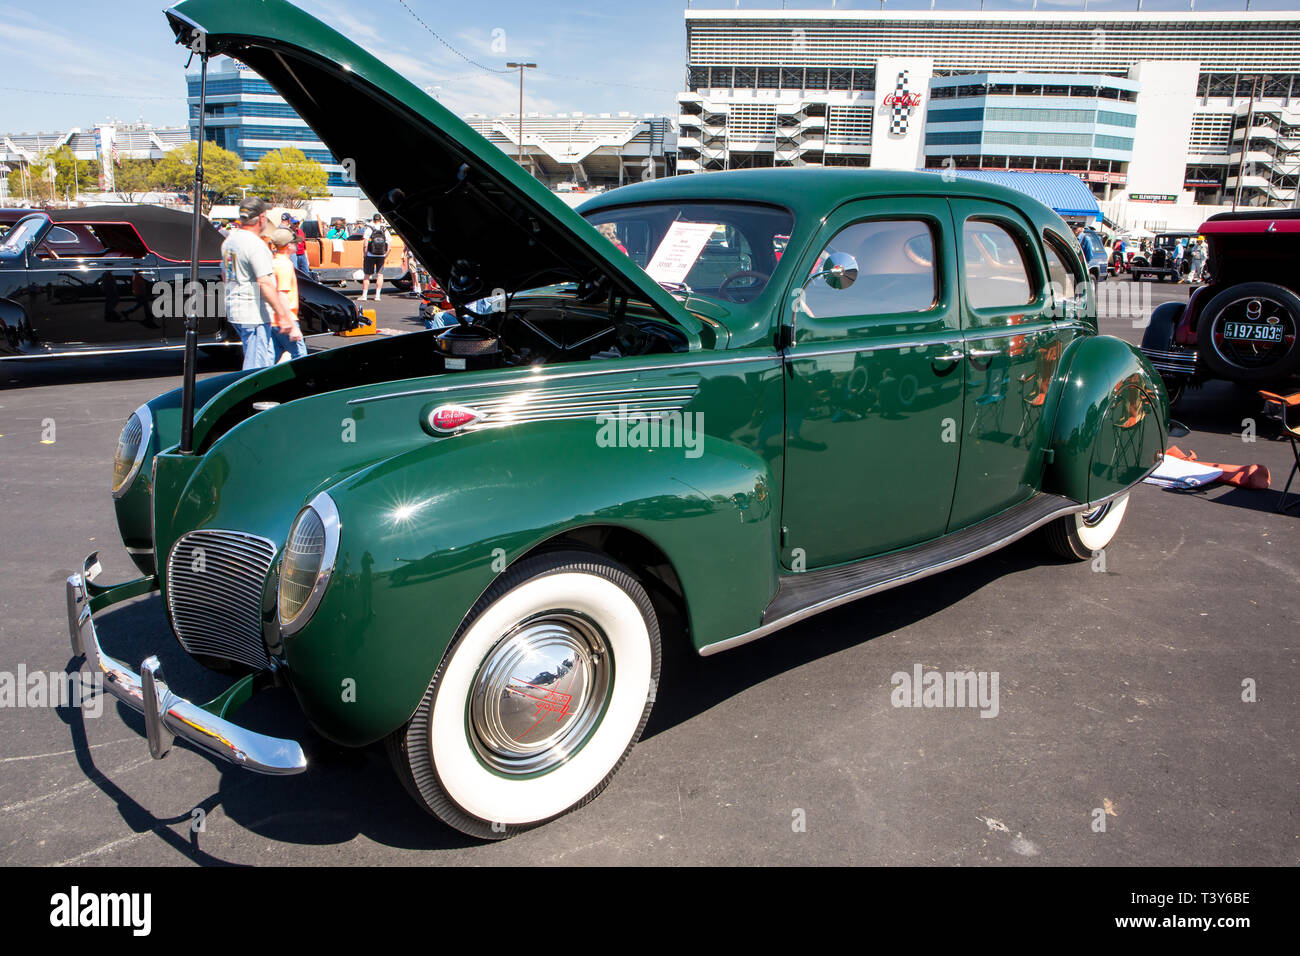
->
<box><xmin>968</xmin><ymin>348</ymin><xmax>1001</xmax><ymax>359</ymax></box>
<box><xmin>933</xmin><ymin>350</ymin><xmax>965</xmax><ymax>363</ymax></box>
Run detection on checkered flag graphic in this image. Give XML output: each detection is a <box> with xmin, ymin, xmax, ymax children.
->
<box><xmin>890</xmin><ymin>70</ymin><xmax>912</xmax><ymax>135</ymax></box>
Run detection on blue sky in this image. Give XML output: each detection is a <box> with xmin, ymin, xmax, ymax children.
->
<box><xmin>1</xmin><ymin>0</ymin><xmax>1296</xmax><ymax>134</ymax></box>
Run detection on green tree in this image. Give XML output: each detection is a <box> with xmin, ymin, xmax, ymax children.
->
<box><xmin>150</xmin><ymin>141</ymin><xmax>247</xmax><ymax>213</ymax></box>
<box><xmin>26</xmin><ymin>146</ymin><xmax>99</xmax><ymax>202</ymax></box>
<box><xmin>114</xmin><ymin>158</ymin><xmax>156</xmax><ymax>203</ymax></box>
<box><xmin>249</xmin><ymin>147</ymin><xmax>328</xmax><ymax>208</ymax></box>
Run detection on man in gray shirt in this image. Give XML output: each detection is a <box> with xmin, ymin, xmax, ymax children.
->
<box><xmin>221</xmin><ymin>196</ymin><xmax>294</xmax><ymax>369</ymax></box>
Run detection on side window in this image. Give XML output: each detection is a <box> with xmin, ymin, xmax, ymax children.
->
<box><xmin>802</xmin><ymin>218</ymin><xmax>938</xmax><ymax>320</ymax></box>
<box><xmin>963</xmin><ymin>219</ymin><xmax>1034</xmax><ymax>309</ymax></box>
<box><xmin>1042</xmin><ymin>235</ymin><xmax>1082</xmax><ymax>302</ymax></box>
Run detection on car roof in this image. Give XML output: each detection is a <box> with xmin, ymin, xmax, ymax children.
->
<box><xmin>1201</xmin><ymin>209</ymin><xmax>1300</xmax><ymax>236</ymax></box>
<box><xmin>579</xmin><ymin>168</ymin><xmax>1065</xmax><ymax>233</ymax></box>
<box><xmin>0</xmin><ymin>204</ymin><xmax>224</xmax><ymax>260</ymax></box>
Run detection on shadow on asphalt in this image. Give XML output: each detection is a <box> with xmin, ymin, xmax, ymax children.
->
<box><xmin>55</xmin><ymin>543</ymin><xmax>1048</xmax><ymax>855</ymax></box>
<box><xmin>644</xmin><ymin>540</ymin><xmax>1050</xmax><ymax>746</ymax></box>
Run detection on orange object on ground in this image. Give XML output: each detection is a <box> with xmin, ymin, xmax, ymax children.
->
<box><xmin>1165</xmin><ymin>445</ymin><xmax>1271</xmax><ymax>490</ymax></box>
<box><xmin>338</xmin><ymin>307</ymin><xmax>378</xmax><ymax>337</ymax></box>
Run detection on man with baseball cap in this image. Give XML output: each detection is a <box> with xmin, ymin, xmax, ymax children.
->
<box><xmin>221</xmin><ymin>196</ymin><xmax>294</xmax><ymax>369</ymax></box>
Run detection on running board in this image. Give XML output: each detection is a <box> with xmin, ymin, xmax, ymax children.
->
<box><xmin>699</xmin><ymin>492</ymin><xmax>1085</xmax><ymax>657</ymax></box>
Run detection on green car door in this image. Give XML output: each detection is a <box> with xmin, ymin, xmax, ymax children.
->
<box><xmin>780</xmin><ymin>197</ymin><xmax>965</xmax><ymax>570</ymax></box>
<box><xmin>947</xmin><ymin>200</ymin><xmax>1065</xmax><ymax>530</ymax></box>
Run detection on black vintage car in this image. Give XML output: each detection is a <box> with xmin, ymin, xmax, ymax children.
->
<box><xmin>1129</xmin><ymin>231</ymin><xmax>1198</xmax><ymax>283</ymax></box>
<box><xmin>0</xmin><ymin>205</ymin><xmax>361</xmax><ymax>362</ymax></box>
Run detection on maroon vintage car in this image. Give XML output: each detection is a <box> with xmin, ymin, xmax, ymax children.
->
<box><xmin>1139</xmin><ymin>210</ymin><xmax>1300</xmax><ymax>406</ymax></box>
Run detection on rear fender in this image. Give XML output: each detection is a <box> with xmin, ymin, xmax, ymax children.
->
<box><xmin>1045</xmin><ymin>335</ymin><xmax>1168</xmax><ymax>505</ymax></box>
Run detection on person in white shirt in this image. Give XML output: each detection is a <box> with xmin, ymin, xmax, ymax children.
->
<box><xmin>220</xmin><ymin>196</ymin><xmax>294</xmax><ymax>369</ymax></box>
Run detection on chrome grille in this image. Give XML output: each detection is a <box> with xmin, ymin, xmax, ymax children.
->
<box><xmin>166</xmin><ymin>530</ymin><xmax>277</xmax><ymax>670</ymax></box>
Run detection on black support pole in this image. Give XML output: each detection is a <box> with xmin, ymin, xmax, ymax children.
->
<box><xmin>179</xmin><ymin>51</ymin><xmax>208</xmax><ymax>455</ymax></box>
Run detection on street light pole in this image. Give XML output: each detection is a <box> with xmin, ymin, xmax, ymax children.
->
<box><xmin>506</xmin><ymin>62</ymin><xmax>537</xmax><ymax>174</ymax></box>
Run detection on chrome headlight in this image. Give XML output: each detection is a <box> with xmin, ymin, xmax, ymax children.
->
<box><xmin>111</xmin><ymin>406</ymin><xmax>152</xmax><ymax>498</ymax></box>
<box><xmin>278</xmin><ymin>493</ymin><xmax>341</xmax><ymax>636</ymax></box>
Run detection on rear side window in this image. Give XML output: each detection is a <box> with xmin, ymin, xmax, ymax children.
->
<box><xmin>1042</xmin><ymin>234</ymin><xmax>1082</xmax><ymax>301</ymax></box>
<box><xmin>801</xmin><ymin>218</ymin><xmax>938</xmax><ymax>319</ymax></box>
<box><xmin>963</xmin><ymin>219</ymin><xmax>1033</xmax><ymax>309</ymax></box>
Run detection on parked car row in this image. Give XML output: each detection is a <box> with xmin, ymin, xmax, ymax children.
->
<box><xmin>0</xmin><ymin>204</ymin><xmax>361</xmax><ymax>361</ymax></box>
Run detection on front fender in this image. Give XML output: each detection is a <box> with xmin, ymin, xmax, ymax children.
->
<box><xmin>283</xmin><ymin>422</ymin><xmax>780</xmax><ymax>747</ymax></box>
<box><xmin>1045</xmin><ymin>334</ymin><xmax>1168</xmax><ymax>505</ymax></box>
<box><xmin>113</xmin><ymin>370</ymin><xmax>251</xmax><ymax>571</ymax></box>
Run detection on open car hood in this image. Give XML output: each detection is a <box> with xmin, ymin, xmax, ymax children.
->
<box><xmin>165</xmin><ymin>0</ymin><xmax>690</xmax><ymax>326</ymax></box>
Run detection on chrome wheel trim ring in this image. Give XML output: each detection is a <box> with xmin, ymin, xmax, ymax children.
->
<box><xmin>468</xmin><ymin>612</ymin><xmax>612</xmax><ymax>776</ymax></box>
<box><xmin>1080</xmin><ymin>502</ymin><xmax>1112</xmax><ymax>528</ymax></box>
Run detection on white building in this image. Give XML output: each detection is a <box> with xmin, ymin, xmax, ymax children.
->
<box><xmin>461</xmin><ymin>112</ymin><xmax>676</xmax><ymax>189</ymax></box>
<box><xmin>0</xmin><ymin>124</ymin><xmax>188</xmax><ymax>198</ymax></box>
<box><xmin>677</xmin><ymin>7</ymin><xmax>1300</xmax><ymax>208</ymax></box>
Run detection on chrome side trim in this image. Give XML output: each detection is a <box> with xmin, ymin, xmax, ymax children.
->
<box><xmin>451</xmin><ymin>383</ymin><xmax>701</xmax><ymax>433</ymax></box>
<box><xmin>1</xmin><ymin>344</ymin><xmax>192</xmax><ymax>361</ymax></box>
<box><xmin>698</xmin><ymin>489</ymin><xmax>1131</xmax><ymax>658</ymax></box>
<box><xmin>66</xmin><ymin>555</ymin><xmax>306</xmax><ymax>775</ymax></box>
<box><xmin>787</xmin><ymin>336</ymin><xmax>960</xmax><ymax>359</ymax></box>
<box><xmin>348</xmin><ymin>353</ymin><xmax>781</xmax><ymax>406</ymax></box>
<box><xmin>963</xmin><ymin>325</ymin><xmax>1055</xmax><ymax>342</ymax></box>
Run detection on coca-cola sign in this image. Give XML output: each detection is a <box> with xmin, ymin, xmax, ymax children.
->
<box><xmin>882</xmin><ymin>92</ymin><xmax>923</xmax><ymax>109</ymax></box>
<box><xmin>885</xmin><ymin>71</ymin><xmax>921</xmax><ymax>135</ymax></box>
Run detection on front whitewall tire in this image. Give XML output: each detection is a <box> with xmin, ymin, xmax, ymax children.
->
<box><xmin>389</xmin><ymin>551</ymin><xmax>661</xmax><ymax>839</ymax></box>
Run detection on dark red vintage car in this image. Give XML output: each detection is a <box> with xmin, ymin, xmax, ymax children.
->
<box><xmin>1139</xmin><ymin>210</ymin><xmax>1300</xmax><ymax>406</ymax></box>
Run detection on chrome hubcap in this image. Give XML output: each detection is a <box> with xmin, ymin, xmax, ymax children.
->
<box><xmin>469</xmin><ymin>613</ymin><xmax>612</xmax><ymax>775</ymax></box>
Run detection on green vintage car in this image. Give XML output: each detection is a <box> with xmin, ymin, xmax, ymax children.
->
<box><xmin>68</xmin><ymin>0</ymin><xmax>1168</xmax><ymax>839</ymax></box>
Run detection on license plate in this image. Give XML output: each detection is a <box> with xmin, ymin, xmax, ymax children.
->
<box><xmin>1223</xmin><ymin>322</ymin><xmax>1283</xmax><ymax>343</ymax></box>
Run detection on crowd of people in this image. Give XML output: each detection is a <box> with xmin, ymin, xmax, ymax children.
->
<box><xmin>220</xmin><ymin>197</ymin><xmax>435</xmax><ymax>368</ymax></box>
<box><xmin>1103</xmin><ymin>232</ymin><xmax>1209</xmax><ymax>283</ymax></box>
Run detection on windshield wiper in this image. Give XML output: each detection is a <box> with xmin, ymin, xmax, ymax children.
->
<box><xmin>656</xmin><ymin>280</ymin><xmax>693</xmax><ymax>298</ymax></box>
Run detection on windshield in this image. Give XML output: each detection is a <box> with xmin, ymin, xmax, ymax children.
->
<box><xmin>0</xmin><ymin>215</ymin><xmax>48</xmax><ymax>256</ymax></box>
<box><xmin>582</xmin><ymin>201</ymin><xmax>794</xmax><ymax>308</ymax></box>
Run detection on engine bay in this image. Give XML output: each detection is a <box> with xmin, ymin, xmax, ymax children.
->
<box><xmin>194</xmin><ymin>293</ymin><xmax>689</xmax><ymax>452</ymax></box>
<box><xmin>435</xmin><ymin>295</ymin><xmax>689</xmax><ymax>373</ymax></box>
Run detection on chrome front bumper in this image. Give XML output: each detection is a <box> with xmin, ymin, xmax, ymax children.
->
<box><xmin>66</xmin><ymin>552</ymin><xmax>307</xmax><ymax>776</ymax></box>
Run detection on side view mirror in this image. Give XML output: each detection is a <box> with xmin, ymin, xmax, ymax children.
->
<box><xmin>808</xmin><ymin>251</ymin><xmax>858</xmax><ymax>291</ymax></box>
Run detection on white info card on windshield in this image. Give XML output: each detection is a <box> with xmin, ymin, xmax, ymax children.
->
<box><xmin>645</xmin><ymin>221</ymin><xmax>718</xmax><ymax>285</ymax></box>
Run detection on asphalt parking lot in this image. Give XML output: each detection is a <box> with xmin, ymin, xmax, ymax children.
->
<box><xmin>0</xmin><ymin>279</ymin><xmax>1295</xmax><ymax>866</ymax></box>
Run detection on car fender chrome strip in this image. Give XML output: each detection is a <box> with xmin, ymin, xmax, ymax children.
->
<box><xmin>348</xmin><ymin>353</ymin><xmax>781</xmax><ymax>406</ymax></box>
<box><xmin>698</xmin><ymin>488</ymin><xmax>1132</xmax><ymax>658</ymax></box>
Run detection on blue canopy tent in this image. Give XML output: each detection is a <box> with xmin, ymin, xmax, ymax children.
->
<box><xmin>930</xmin><ymin>169</ymin><xmax>1102</xmax><ymax>222</ymax></box>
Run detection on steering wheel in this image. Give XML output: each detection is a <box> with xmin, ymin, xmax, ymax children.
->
<box><xmin>717</xmin><ymin>270</ymin><xmax>769</xmax><ymax>302</ymax></box>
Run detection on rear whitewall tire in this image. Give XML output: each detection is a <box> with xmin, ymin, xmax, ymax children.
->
<box><xmin>389</xmin><ymin>550</ymin><xmax>661</xmax><ymax>839</ymax></box>
<box><xmin>1044</xmin><ymin>493</ymin><xmax>1130</xmax><ymax>561</ymax></box>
